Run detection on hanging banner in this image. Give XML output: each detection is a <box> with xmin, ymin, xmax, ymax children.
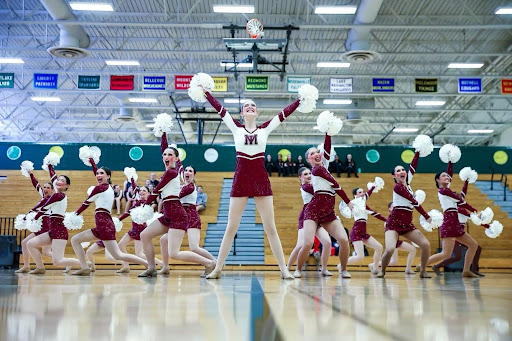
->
<box><xmin>213</xmin><ymin>77</ymin><xmax>228</xmax><ymax>92</ymax></box>
<box><xmin>372</xmin><ymin>78</ymin><xmax>394</xmax><ymax>92</ymax></box>
<box><xmin>143</xmin><ymin>76</ymin><xmax>166</xmax><ymax>91</ymax></box>
<box><xmin>501</xmin><ymin>79</ymin><xmax>512</xmax><ymax>94</ymax></box>
<box><xmin>415</xmin><ymin>78</ymin><xmax>438</xmax><ymax>93</ymax></box>
<box><xmin>287</xmin><ymin>77</ymin><xmax>311</xmax><ymax>93</ymax></box>
<box><xmin>245</xmin><ymin>75</ymin><xmax>269</xmax><ymax>91</ymax></box>
<box><xmin>330</xmin><ymin>78</ymin><xmax>353</xmax><ymax>93</ymax></box>
<box><xmin>458</xmin><ymin>78</ymin><xmax>481</xmax><ymax>93</ymax></box>
<box><xmin>77</xmin><ymin>75</ymin><xmax>100</xmax><ymax>90</ymax></box>
<box><xmin>175</xmin><ymin>75</ymin><xmax>193</xmax><ymax>90</ymax></box>
<box><xmin>0</xmin><ymin>73</ymin><xmax>14</xmax><ymax>88</ymax></box>
<box><xmin>110</xmin><ymin>75</ymin><xmax>134</xmax><ymax>90</ymax></box>
<box><xmin>33</xmin><ymin>73</ymin><xmax>58</xmax><ymax>89</ymax></box>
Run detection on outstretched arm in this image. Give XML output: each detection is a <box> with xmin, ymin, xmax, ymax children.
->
<box><xmin>366</xmin><ymin>205</ymin><xmax>387</xmax><ymax>222</ymax></box>
<box><xmin>75</xmin><ymin>184</ymin><xmax>110</xmax><ymax>215</ymax></box>
<box><xmin>312</xmin><ymin>166</ymin><xmax>351</xmax><ymax>204</ymax></box>
<box><xmin>145</xmin><ymin>169</ymin><xmax>178</xmax><ymax>205</ymax></box>
<box><xmin>89</xmin><ymin>158</ymin><xmax>98</xmax><ymax>175</ymax></box>
<box><xmin>29</xmin><ymin>173</ymin><xmax>43</xmax><ymax>197</ymax></box>
<box><xmin>407</xmin><ymin>151</ymin><xmax>420</xmax><ymax>184</ymax></box>
<box><xmin>161</xmin><ymin>132</ymin><xmax>168</xmax><ymax>154</ymax></box>
<box><xmin>365</xmin><ymin>186</ymin><xmax>375</xmax><ymax>200</ymax></box>
<box><xmin>33</xmin><ymin>193</ymin><xmax>65</xmax><ymax>219</ymax></box>
<box><xmin>259</xmin><ymin>99</ymin><xmax>301</xmax><ymax>133</ymax></box>
<box><xmin>394</xmin><ymin>184</ymin><xmax>430</xmax><ymax>219</ymax></box>
<box><xmin>204</xmin><ymin>92</ymin><xmax>242</xmax><ymax>133</ymax></box>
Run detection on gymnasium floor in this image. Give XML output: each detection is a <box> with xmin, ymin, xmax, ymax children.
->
<box><xmin>1</xmin><ymin>270</ymin><xmax>511</xmax><ymax>341</ymax></box>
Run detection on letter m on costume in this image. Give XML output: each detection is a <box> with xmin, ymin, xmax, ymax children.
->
<box><xmin>244</xmin><ymin>134</ymin><xmax>258</xmax><ymax>145</ymax></box>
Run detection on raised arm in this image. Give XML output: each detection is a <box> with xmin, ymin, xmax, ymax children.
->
<box><xmin>47</xmin><ymin>164</ymin><xmax>57</xmax><ymax>183</ymax></box>
<box><xmin>161</xmin><ymin>132</ymin><xmax>169</xmax><ymax>154</ymax></box>
<box><xmin>205</xmin><ymin>92</ymin><xmax>242</xmax><ymax>133</ymax></box>
<box><xmin>259</xmin><ymin>99</ymin><xmax>301</xmax><ymax>133</ymax></box>
<box><xmin>366</xmin><ymin>205</ymin><xmax>387</xmax><ymax>222</ymax></box>
<box><xmin>323</xmin><ymin>134</ymin><xmax>332</xmax><ymax>164</ymax></box>
<box><xmin>365</xmin><ymin>186</ymin><xmax>375</xmax><ymax>200</ymax></box>
<box><xmin>407</xmin><ymin>151</ymin><xmax>420</xmax><ymax>184</ymax></box>
<box><xmin>446</xmin><ymin>161</ymin><xmax>453</xmax><ymax>178</ymax></box>
<box><xmin>312</xmin><ymin>166</ymin><xmax>351</xmax><ymax>204</ymax></box>
<box><xmin>145</xmin><ymin>169</ymin><xmax>178</xmax><ymax>205</ymax></box>
<box><xmin>29</xmin><ymin>197</ymin><xmax>49</xmax><ymax>214</ymax></box>
<box><xmin>461</xmin><ymin>180</ymin><xmax>469</xmax><ymax>199</ymax></box>
<box><xmin>394</xmin><ymin>184</ymin><xmax>430</xmax><ymax>219</ymax></box>
<box><xmin>130</xmin><ymin>177</ymin><xmax>140</xmax><ymax>196</ymax></box>
<box><xmin>89</xmin><ymin>158</ymin><xmax>98</xmax><ymax>175</ymax></box>
<box><xmin>29</xmin><ymin>173</ymin><xmax>43</xmax><ymax>197</ymax></box>
<box><xmin>75</xmin><ymin>183</ymin><xmax>110</xmax><ymax>215</ymax></box>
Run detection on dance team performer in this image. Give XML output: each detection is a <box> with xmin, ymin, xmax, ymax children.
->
<box><xmin>85</xmin><ymin>241</ymin><xmax>119</xmax><ymax>272</ymax></box>
<box><xmin>194</xmin><ymin>76</ymin><xmax>318</xmax><ymax>280</ymax></box>
<box><xmin>159</xmin><ymin>164</ymin><xmax>217</xmax><ymax>275</ymax></box>
<box><xmin>69</xmin><ymin>155</ymin><xmax>148</xmax><ymax>275</ymax></box>
<box><xmin>137</xmin><ymin>131</ymin><xmax>216</xmax><ymax>277</ymax></box>
<box><xmin>26</xmin><ymin>163</ymin><xmax>81</xmax><ymax>274</ymax></box>
<box><xmin>16</xmin><ymin>167</ymin><xmax>53</xmax><ymax>273</ymax></box>
<box><xmin>378</xmin><ymin>136</ymin><xmax>433</xmax><ymax>279</ymax></box>
<box><xmin>295</xmin><ymin>132</ymin><xmax>353</xmax><ymax>278</ymax></box>
<box><xmin>287</xmin><ymin>167</ymin><xmax>333</xmax><ymax>277</ymax></box>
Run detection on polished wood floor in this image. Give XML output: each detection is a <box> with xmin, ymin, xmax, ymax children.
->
<box><xmin>1</xmin><ymin>270</ymin><xmax>512</xmax><ymax>341</ymax></box>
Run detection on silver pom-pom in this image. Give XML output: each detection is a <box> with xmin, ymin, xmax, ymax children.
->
<box><xmin>14</xmin><ymin>214</ymin><xmax>27</xmax><ymax>230</ymax></box>
<box><xmin>317</xmin><ymin>143</ymin><xmax>336</xmax><ymax>162</ymax></box>
<box><xmin>297</xmin><ymin>84</ymin><xmax>319</xmax><ymax>113</ymax></box>
<box><xmin>130</xmin><ymin>204</ymin><xmax>154</xmax><ymax>224</ymax></box>
<box><xmin>420</xmin><ymin>209</ymin><xmax>443</xmax><ymax>232</ymax></box>
<box><xmin>25</xmin><ymin>212</ymin><xmax>42</xmax><ymax>233</ymax></box>
<box><xmin>470</xmin><ymin>212</ymin><xmax>482</xmax><ymax>225</ymax></box>
<box><xmin>20</xmin><ymin>161</ymin><xmax>34</xmax><ymax>178</ymax></box>
<box><xmin>81</xmin><ymin>242</ymin><xmax>91</xmax><ymax>248</ymax></box>
<box><xmin>112</xmin><ymin>217</ymin><xmax>123</xmax><ymax>232</ymax></box>
<box><xmin>64</xmin><ymin>212</ymin><xmax>84</xmax><ymax>230</ymax></box>
<box><xmin>485</xmin><ymin>220</ymin><xmax>503</xmax><ymax>238</ymax></box>
<box><xmin>42</xmin><ymin>152</ymin><xmax>61</xmax><ymax>171</ymax></box>
<box><xmin>79</xmin><ymin>145</ymin><xmax>101</xmax><ymax>167</ymax></box>
<box><xmin>152</xmin><ymin>113</ymin><xmax>174</xmax><ymax>137</ymax></box>
<box><xmin>188</xmin><ymin>73</ymin><xmax>214</xmax><ymax>103</ymax></box>
<box><xmin>439</xmin><ymin>144</ymin><xmax>461</xmax><ymax>164</ymax></box>
<box><xmin>480</xmin><ymin>207</ymin><xmax>494</xmax><ymax>225</ymax></box>
<box><xmin>338</xmin><ymin>202</ymin><xmax>352</xmax><ymax>219</ymax></box>
<box><xmin>313</xmin><ymin>111</ymin><xmax>344</xmax><ymax>136</ymax></box>
<box><xmin>352</xmin><ymin>197</ymin><xmax>366</xmax><ymax>215</ymax></box>
<box><xmin>414</xmin><ymin>190</ymin><xmax>426</xmax><ymax>205</ymax></box>
<box><xmin>412</xmin><ymin>134</ymin><xmax>434</xmax><ymax>157</ymax></box>
<box><xmin>123</xmin><ymin>167</ymin><xmax>138</xmax><ymax>182</ymax></box>
<box><xmin>146</xmin><ymin>212</ymin><xmax>164</xmax><ymax>226</ymax></box>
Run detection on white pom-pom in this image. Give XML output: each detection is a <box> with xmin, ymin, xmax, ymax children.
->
<box><xmin>14</xmin><ymin>214</ymin><xmax>27</xmax><ymax>230</ymax></box>
<box><xmin>420</xmin><ymin>209</ymin><xmax>443</xmax><ymax>232</ymax></box>
<box><xmin>313</xmin><ymin>111</ymin><xmax>343</xmax><ymax>136</ymax></box>
<box><xmin>188</xmin><ymin>73</ymin><xmax>214</xmax><ymax>103</ymax></box>
<box><xmin>480</xmin><ymin>207</ymin><xmax>494</xmax><ymax>225</ymax></box>
<box><xmin>371</xmin><ymin>177</ymin><xmax>384</xmax><ymax>193</ymax></box>
<box><xmin>297</xmin><ymin>84</ymin><xmax>319</xmax><ymax>113</ymax></box>
<box><xmin>469</xmin><ymin>170</ymin><xmax>478</xmax><ymax>183</ymax></box>
<box><xmin>188</xmin><ymin>86</ymin><xmax>206</xmax><ymax>103</ymax></box>
<box><xmin>112</xmin><ymin>217</ymin><xmax>123</xmax><ymax>232</ymax></box>
<box><xmin>79</xmin><ymin>145</ymin><xmax>101</xmax><ymax>167</ymax></box>
<box><xmin>81</xmin><ymin>242</ymin><xmax>91</xmax><ymax>248</ymax></box>
<box><xmin>470</xmin><ymin>212</ymin><xmax>482</xmax><ymax>225</ymax></box>
<box><xmin>152</xmin><ymin>113</ymin><xmax>174</xmax><ymax>137</ymax></box>
<box><xmin>338</xmin><ymin>202</ymin><xmax>352</xmax><ymax>219</ymax></box>
<box><xmin>439</xmin><ymin>144</ymin><xmax>461</xmax><ymax>163</ymax></box>
<box><xmin>459</xmin><ymin>167</ymin><xmax>472</xmax><ymax>182</ymax></box>
<box><xmin>64</xmin><ymin>212</ymin><xmax>84</xmax><ymax>230</ymax></box>
<box><xmin>146</xmin><ymin>212</ymin><xmax>164</xmax><ymax>226</ymax></box>
<box><xmin>123</xmin><ymin>167</ymin><xmax>138</xmax><ymax>182</ymax></box>
<box><xmin>24</xmin><ymin>212</ymin><xmax>42</xmax><ymax>233</ymax></box>
<box><xmin>414</xmin><ymin>190</ymin><xmax>426</xmax><ymax>205</ymax></box>
<box><xmin>20</xmin><ymin>161</ymin><xmax>34</xmax><ymax>178</ymax></box>
<box><xmin>352</xmin><ymin>197</ymin><xmax>366</xmax><ymax>215</ymax></box>
<box><xmin>86</xmin><ymin>186</ymin><xmax>95</xmax><ymax>196</ymax></box>
<box><xmin>42</xmin><ymin>152</ymin><xmax>61</xmax><ymax>172</ymax></box>
<box><xmin>130</xmin><ymin>205</ymin><xmax>154</xmax><ymax>224</ymax></box>
<box><xmin>412</xmin><ymin>134</ymin><xmax>434</xmax><ymax>157</ymax></box>
<box><xmin>485</xmin><ymin>221</ymin><xmax>503</xmax><ymax>238</ymax></box>
<box><xmin>317</xmin><ymin>143</ymin><xmax>336</xmax><ymax>162</ymax></box>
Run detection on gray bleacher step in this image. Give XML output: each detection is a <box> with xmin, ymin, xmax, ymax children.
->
<box><xmin>205</xmin><ymin>239</ymin><xmax>263</xmax><ymax>246</ymax></box>
<box><xmin>224</xmin><ymin>260</ymin><xmax>265</xmax><ymax>265</ymax></box>
<box><xmin>205</xmin><ymin>246</ymin><xmax>264</xmax><ymax>252</ymax></box>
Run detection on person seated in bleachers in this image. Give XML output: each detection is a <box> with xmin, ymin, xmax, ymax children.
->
<box><xmin>112</xmin><ymin>184</ymin><xmax>123</xmax><ymax>215</ymax></box>
<box><xmin>284</xmin><ymin>154</ymin><xmax>297</xmax><ymax>177</ymax></box>
<box><xmin>196</xmin><ymin>185</ymin><xmax>207</xmax><ymax>212</ymax></box>
<box><xmin>265</xmin><ymin>155</ymin><xmax>274</xmax><ymax>177</ymax></box>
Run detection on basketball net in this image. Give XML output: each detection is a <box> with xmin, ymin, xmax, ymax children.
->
<box><xmin>246</xmin><ymin>18</ymin><xmax>264</xmax><ymax>39</ymax></box>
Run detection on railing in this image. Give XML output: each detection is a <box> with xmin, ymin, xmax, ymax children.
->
<box><xmin>501</xmin><ymin>174</ymin><xmax>508</xmax><ymax>201</ymax></box>
<box><xmin>0</xmin><ymin>217</ymin><xmax>27</xmax><ymax>244</ymax></box>
<box><xmin>490</xmin><ymin>166</ymin><xmax>495</xmax><ymax>190</ymax></box>
<box><xmin>233</xmin><ymin>233</ymin><xmax>237</xmax><ymax>256</ymax></box>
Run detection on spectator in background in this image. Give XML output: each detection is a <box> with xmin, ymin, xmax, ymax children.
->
<box><xmin>112</xmin><ymin>184</ymin><xmax>123</xmax><ymax>215</ymax></box>
<box><xmin>345</xmin><ymin>154</ymin><xmax>358</xmax><ymax>178</ymax></box>
<box><xmin>265</xmin><ymin>154</ymin><xmax>274</xmax><ymax>177</ymax></box>
<box><xmin>125</xmin><ymin>185</ymin><xmax>137</xmax><ymax>212</ymax></box>
<box><xmin>123</xmin><ymin>179</ymin><xmax>131</xmax><ymax>202</ymax></box>
<box><xmin>149</xmin><ymin>173</ymin><xmax>159</xmax><ymax>187</ymax></box>
<box><xmin>196</xmin><ymin>185</ymin><xmax>207</xmax><ymax>212</ymax></box>
<box><xmin>284</xmin><ymin>154</ymin><xmax>296</xmax><ymax>177</ymax></box>
<box><xmin>276</xmin><ymin>154</ymin><xmax>285</xmax><ymax>177</ymax></box>
<box><xmin>145</xmin><ymin>179</ymin><xmax>151</xmax><ymax>187</ymax></box>
<box><xmin>329</xmin><ymin>154</ymin><xmax>344</xmax><ymax>177</ymax></box>
<box><xmin>296</xmin><ymin>155</ymin><xmax>306</xmax><ymax>170</ymax></box>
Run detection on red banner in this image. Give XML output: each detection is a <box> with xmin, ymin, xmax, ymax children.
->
<box><xmin>501</xmin><ymin>79</ymin><xmax>512</xmax><ymax>94</ymax></box>
<box><xmin>110</xmin><ymin>75</ymin><xmax>134</xmax><ymax>90</ymax></box>
<box><xmin>175</xmin><ymin>75</ymin><xmax>193</xmax><ymax>90</ymax></box>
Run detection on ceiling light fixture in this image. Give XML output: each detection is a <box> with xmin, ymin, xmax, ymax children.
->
<box><xmin>69</xmin><ymin>2</ymin><xmax>114</xmax><ymax>11</ymax></box>
<box><xmin>323</xmin><ymin>99</ymin><xmax>352</xmax><ymax>105</ymax></box>
<box><xmin>105</xmin><ymin>60</ymin><xmax>140</xmax><ymax>66</ymax></box>
<box><xmin>495</xmin><ymin>7</ymin><xmax>512</xmax><ymax>15</ymax></box>
<box><xmin>468</xmin><ymin>129</ymin><xmax>494</xmax><ymax>134</ymax></box>
<box><xmin>447</xmin><ymin>63</ymin><xmax>484</xmax><ymax>69</ymax></box>
<box><xmin>31</xmin><ymin>97</ymin><xmax>61</xmax><ymax>102</ymax></box>
<box><xmin>415</xmin><ymin>100</ymin><xmax>446</xmax><ymax>106</ymax></box>
<box><xmin>317</xmin><ymin>62</ymin><xmax>350</xmax><ymax>68</ymax></box>
<box><xmin>0</xmin><ymin>58</ymin><xmax>24</xmax><ymax>64</ymax></box>
<box><xmin>314</xmin><ymin>6</ymin><xmax>357</xmax><ymax>14</ymax></box>
<box><xmin>224</xmin><ymin>98</ymin><xmax>247</xmax><ymax>104</ymax></box>
<box><xmin>213</xmin><ymin>5</ymin><xmax>254</xmax><ymax>13</ymax></box>
<box><xmin>146</xmin><ymin>123</ymin><xmax>155</xmax><ymax>128</ymax></box>
<box><xmin>220</xmin><ymin>62</ymin><xmax>253</xmax><ymax>68</ymax></box>
<box><xmin>393</xmin><ymin>128</ymin><xmax>419</xmax><ymax>133</ymax></box>
<box><xmin>128</xmin><ymin>98</ymin><xmax>158</xmax><ymax>103</ymax></box>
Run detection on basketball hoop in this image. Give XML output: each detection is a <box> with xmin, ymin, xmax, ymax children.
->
<box><xmin>246</xmin><ymin>18</ymin><xmax>264</xmax><ymax>39</ymax></box>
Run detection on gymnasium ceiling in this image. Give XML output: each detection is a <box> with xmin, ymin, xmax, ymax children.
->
<box><xmin>0</xmin><ymin>0</ymin><xmax>511</xmax><ymax>146</ymax></box>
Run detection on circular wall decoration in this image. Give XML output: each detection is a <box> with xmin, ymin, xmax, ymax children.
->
<box><xmin>129</xmin><ymin>147</ymin><xmax>144</xmax><ymax>161</ymax></box>
<box><xmin>204</xmin><ymin>148</ymin><xmax>219</xmax><ymax>163</ymax></box>
<box><xmin>49</xmin><ymin>146</ymin><xmax>64</xmax><ymax>158</ymax></box>
<box><xmin>493</xmin><ymin>150</ymin><xmax>508</xmax><ymax>165</ymax></box>
<box><xmin>366</xmin><ymin>149</ymin><xmax>380</xmax><ymax>164</ymax></box>
<box><xmin>277</xmin><ymin>148</ymin><xmax>291</xmax><ymax>162</ymax></box>
<box><xmin>178</xmin><ymin>148</ymin><xmax>186</xmax><ymax>161</ymax></box>
<box><xmin>401</xmin><ymin>149</ymin><xmax>415</xmax><ymax>164</ymax></box>
<box><xmin>6</xmin><ymin>146</ymin><xmax>21</xmax><ymax>160</ymax></box>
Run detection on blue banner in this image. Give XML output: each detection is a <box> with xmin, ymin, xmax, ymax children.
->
<box><xmin>372</xmin><ymin>78</ymin><xmax>394</xmax><ymax>92</ymax></box>
<box><xmin>458</xmin><ymin>78</ymin><xmax>482</xmax><ymax>93</ymax></box>
<box><xmin>143</xmin><ymin>76</ymin><xmax>166</xmax><ymax>91</ymax></box>
<box><xmin>33</xmin><ymin>73</ymin><xmax>58</xmax><ymax>89</ymax></box>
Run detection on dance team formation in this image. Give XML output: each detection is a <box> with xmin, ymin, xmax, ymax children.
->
<box><xmin>14</xmin><ymin>74</ymin><xmax>503</xmax><ymax>279</ymax></box>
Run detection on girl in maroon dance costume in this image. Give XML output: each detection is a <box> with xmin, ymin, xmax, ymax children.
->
<box><xmin>16</xmin><ymin>171</ymin><xmax>53</xmax><ymax>273</ymax></box>
<box><xmin>287</xmin><ymin>167</ymin><xmax>333</xmax><ymax>277</ymax></box>
<box><xmin>26</xmin><ymin>165</ymin><xmax>81</xmax><ymax>274</ymax></box>
<box><xmin>295</xmin><ymin>133</ymin><xmax>353</xmax><ymax>278</ymax></box>
<box><xmin>70</xmin><ymin>158</ymin><xmax>148</xmax><ymax>275</ymax></box>
<box><xmin>424</xmin><ymin>162</ymin><xmax>480</xmax><ymax>277</ymax></box>
<box><xmin>138</xmin><ymin>133</ymin><xmax>216</xmax><ymax>277</ymax></box>
<box><xmin>202</xmin><ymin>91</ymin><xmax>300</xmax><ymax>280</ymax></box>
<box><xmin>85</xmin><ymin>241</ymin><xmax>118</xmax><ymax>271</ymax></box>
<box><xmin>159</xmin><ymin>165</ymin><xmax>217</xmax><ymax>275</ymax></box>
<box><xmin>377</xmin><ymin>151</ymin><xmax>432</xmax><ymax>278</ymax></box>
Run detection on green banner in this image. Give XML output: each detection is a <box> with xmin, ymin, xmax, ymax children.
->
<box><xmin>78</xmin><ymin>75</ymin><xmax>101</xmax><ymax>90</ymax></box>
<box><xmin>0</xmin><ymin>73</ymin><xmax>14</xmax><ymax>88</ymax></box>
<box><xmin>245</xmin><ymin>76</ymin><xmax>269</xmax><ymax>91</ymax></box>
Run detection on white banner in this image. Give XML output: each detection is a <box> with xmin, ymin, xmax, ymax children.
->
<box><xmin>330</xmin><ymin>78</ymin><xmax>353</xmax><ymax>93</ymax></box>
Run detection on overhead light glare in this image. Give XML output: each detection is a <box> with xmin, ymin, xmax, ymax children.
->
<box><xmin>220</xmin><ymin>62</ymin><xmax>253</xmax><ymax>68</ymax></box>
<box><xmin>213</xmin><ymin>5</ymin><xmax>254</xmax><ymax>13</ymax></box>
<box><xmin>468</xmin><ymin>129</ymin><xmax>494</xmax><ymax>134</ymax></box>
<box><xmin>323</xmin><ymin>99</ymin><xmax>352</xmax><ymax>105</ymax></box>
<box><xmin>495</xmin><ymin>8</ymin><xmax>512</xmax><ymax>15</ymax></box>
<box><xmin>415</xmin><ymin>100</ymin><xmax>445</xmax><ymax>106</ymax></box>
<box><xmin>317</xmin><ymin>62</ymin><xmax>350</xmax><ymax>68</ymax></box>
<box><xmin>69</xmin><ymin>2</ymin><xmax>114</xmax><ymax>11</ymax></box>
<box><xmin>146</xmin><ymin>123</ymin><xmax>155</xmax><ymax>128</ymax></box>
<box><xmin>0</xmin><ymin>58</ymin><xmax>24</xmax><ymax>64</ymax></box>
<box><xmin>314</xmin><ymin>6</ymin><xmax>357</xmax><ymax>14</ymax></box>
<box><xmin>105</xmin><ymin>60</ymin><xmax>140</xmax><ymax>66</ymax></box>
<box><xmin>393</xmin><ymin>128</ymin><xmax>419</xmax><ymax>133</ymax></box>
<box><xmin>224</xmin><ymin>98</ymin><xmax>247</xmax><ymax>104</ymax></box>
<box><xmin>447</xmin><ymin>63</ymin><xmax>484</xmax><ymax>69</ymax></box>
<box><xmin>129</xmin><ymin>98</ymin><xmax>158</xmax><ymax>103</ymax></box>
<box><xmin>31</xmin><ymin>96</ymin><xmax>61</xmax><ymax>102</ymax></box>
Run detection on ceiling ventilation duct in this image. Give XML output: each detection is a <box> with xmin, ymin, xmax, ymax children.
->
<box><xmin>40</xmin><ymin>0</ymin><xmax>91</xmax><ymax>59</ymax></box>
<box><xmin>344</xmin><ymin>98</ymin><xmax>374</xmax><ymax>125</ymax></box>
<box><xmin>342</xmin><ymin>0</ymin><xmax>382</xmax><ymax>63</ymax></box>
<box><xmin>114</xmin><ymin>107</ymin><xmax>137</xmax><ymax>123</ymax></box>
